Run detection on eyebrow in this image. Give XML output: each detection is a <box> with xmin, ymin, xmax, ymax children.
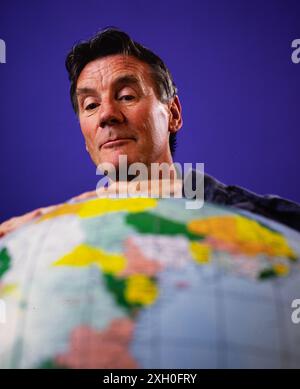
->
<box><xmin>76</xmin><ymin>74</ymin><xmax>141</xmax><ymax>97</ymax></box>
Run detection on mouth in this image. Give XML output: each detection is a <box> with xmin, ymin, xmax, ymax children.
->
<box><xmin>101</xmin><ymin>138</ymin><xmax>135</xmax><ymax>149</ymax></box>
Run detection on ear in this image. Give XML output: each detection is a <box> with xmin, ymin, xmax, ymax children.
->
<box><xmin>168</xmin><ymin>95</ymin><xmax>183</xmax><ymax>134</ymax></box>
<box><xmin>85</xmin><ymin>144</ymin><xmax>89</xmax><ymax>152</ymax></box>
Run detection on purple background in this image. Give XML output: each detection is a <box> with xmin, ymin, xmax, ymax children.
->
<box><xmin>0</xmin><ymin>0</ymin><xmax>299</xmax><ymax>223</ymax></box>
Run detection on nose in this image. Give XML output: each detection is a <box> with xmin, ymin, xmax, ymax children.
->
<box><xmin>99</xmin><ymin>98</ymin><xmax>124</xmax><ymax>128</ymax></box>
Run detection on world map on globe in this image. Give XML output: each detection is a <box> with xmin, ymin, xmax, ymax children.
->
<box><xmin>0</xmin><ymin>196</ymin><xmax>299</xmax><ymax>368</ymax></box>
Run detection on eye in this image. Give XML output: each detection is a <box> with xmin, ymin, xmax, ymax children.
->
<box><xmin>85</xmin><ymin>102</ymin><xmax>99</xmax><ymax>111</ymax></box>
<box><xmin>119</xmin><ymin>95</ymin><xmax>135</xmax><ymax>101</ymax></box>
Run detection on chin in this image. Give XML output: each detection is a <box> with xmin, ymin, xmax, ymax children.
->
<box><xmin>99</xmin><ymin>152</ymin><xmax>149</xmax><ymax>180</ymax></box>
<box><xmin>97</xmin><ymin>152</ymin><xmax>128</xmax><ymax>172</ymax></box>
<box><xmin>101</xmin><ymin>147</ymin><xmax>138</xmax><ymax>164</ymax></box>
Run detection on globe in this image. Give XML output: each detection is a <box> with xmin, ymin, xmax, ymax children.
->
<box><xmin>0</xmin><ymin>196</ymin><xmax>299</xmax><ymax>368</ymax></box>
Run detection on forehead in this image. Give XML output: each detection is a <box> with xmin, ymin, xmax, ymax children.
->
<box><xmin>77</xmin><ymin>54</ymin><xmax>154</xmax><ymax>90</ymax></box>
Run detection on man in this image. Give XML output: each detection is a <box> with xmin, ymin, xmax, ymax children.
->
<box><xmin>0</xmin><ymin>27</ymin><xmax>299</xmax><ymax>236</ymax></box>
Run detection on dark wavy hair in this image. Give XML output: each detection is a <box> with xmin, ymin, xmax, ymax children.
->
<box><xmin>65</xmin><ymin>27</ymin><xmax>178</xmax><ymax>156</ymax></box>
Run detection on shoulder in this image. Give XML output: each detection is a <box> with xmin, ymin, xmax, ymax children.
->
<box><xmin>188</xmin><ymin>170</ymin><xmax>300</xmax><ymax>232</ymax></box>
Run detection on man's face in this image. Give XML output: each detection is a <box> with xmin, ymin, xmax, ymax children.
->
<box><xmin>76</xmin><ymin>54</ymin><xmax>180</xmax><ymax>173</ymax></box>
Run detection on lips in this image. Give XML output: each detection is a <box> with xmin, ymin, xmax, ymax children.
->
<box><xmin>101</xmin><ymin>137</ymin><xmax>135</xmax><ymax>149</ymax></box>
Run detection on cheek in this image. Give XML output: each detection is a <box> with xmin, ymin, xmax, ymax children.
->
<box><xmin>80</xmin><ymin>117</ymin><xmax>96</xmax><ymax>144</ymax></box>
<box><xmin>155</xmin><ymin>109</ymin><xmax>169</xmax><ymax>132</ymax></box>
<box><xmin>146</xmin><ymin>105</ymin><xmax>169</xmax><ymax>143</ymax></box>
<box><xmin>132</xmin><ymin>103</ymin><xmax>169</xmax><ymax>140</ymax></box>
